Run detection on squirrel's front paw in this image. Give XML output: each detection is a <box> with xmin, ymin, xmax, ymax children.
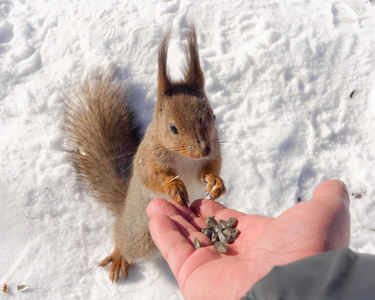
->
<box><xmin>202</xmin><ymin>174</ymin><xmax>226</xmax><ymax>201</ymax></box>
<box><xmin>98</xmin><ymin>247</ymin><xmax>133</xmax><ymax>282</ymax></box>
<box><xmin>164</xmin><ymin>177</ymin><xmax>189</xmax><ymax>206</ymax></box>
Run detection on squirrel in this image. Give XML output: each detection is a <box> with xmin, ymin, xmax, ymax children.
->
<box><xmin>64</xmin><ymin>25</ymin><xmax>226</xmax><ymax>282</ymax></box>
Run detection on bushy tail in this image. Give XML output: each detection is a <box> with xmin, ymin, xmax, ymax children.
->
<box><xmin>64</xmin><ymin>68</ymin><xmax>140</xmax><ymax>216</ymax></box>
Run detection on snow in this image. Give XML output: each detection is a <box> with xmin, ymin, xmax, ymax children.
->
<box><xmin>1</xmin><ymin>0</ymin><xmax>375</xmax><ymax>298</ymax></box>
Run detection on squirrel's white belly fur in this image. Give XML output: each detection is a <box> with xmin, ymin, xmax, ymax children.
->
<box><xmin>138</xmin><ymin>156</ymin><xmax>206</xmax><ymax>203</ymax></box>
<box><xmin>174</xmin><ymin>155</ymin><xmax>207</xmax><ymax>202</ymax></box>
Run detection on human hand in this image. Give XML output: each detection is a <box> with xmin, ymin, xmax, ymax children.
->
<box><xmin>147</xmin><ymin>180</ymin><xmax>350</xmax><ymax>299</ymax></box>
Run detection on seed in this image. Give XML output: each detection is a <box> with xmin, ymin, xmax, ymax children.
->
<box><xmin>231</xmin><ymin>229</ymin><xmax>239</xmax><ymax>240</ymax></box>
<box><xmin>218</xmin><ymin>231</ymin><xmax>227</xmax><ymax>243</ymax></box>
<box><xmin>227</xmin><ymin>217</ymin><xmax>237</xmax><ymax>228</ymax></box>
<box><xmin>194</xmin><ymin>237</ymin><xmax>202</xmax><ymax>250</ymax></box>
<box><xmin>225</xmin><ymin>234</ymin><xmax>233</xmax><ymax>244</ymax></box>
<box><xmin>211</xmin><ymin>232</ymin><xmax>218</xmax><ymax>242</ymax></box>
<box><xmin>214</xmin><ymin>241</ymin><xmax>228</xmax><ymax>253</ymax></box>
<box><xmin>202</xmin><ymin>228</ymin><xmax>212</xmax><ymax>238</ymax></box>
<box><xmin>219</xmin><ymin>219</ymin><xmax>227</xmax><ymax>230</ymax></box>
<box><xmin>223</xmin><ymin>228</ymin><xmax>232</xmax><ymax>235</ymax></box>
<box><xmin>201</xmin><ymin>227</ymin><xmax>213</xmax><ymax>237</ymax></box>
<box><xmin>206</xmin><ymin>217</ymin><xmax>218</xmax><ymax>226</ymax></box>
<box><xmin>17</xmin><ymin>285</ymin><xmax>29</xmax><ymax>292</ymax></box>
<box><xmin>200</xmin><ymin>217</ymin><xmax>241</xmax><ymax>253</ymax></box>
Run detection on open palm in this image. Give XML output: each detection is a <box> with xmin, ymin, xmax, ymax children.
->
<box><xmin>147</xmin><ymin>180</ymin><xmax>350</xmax><ymax>299</ymax></box>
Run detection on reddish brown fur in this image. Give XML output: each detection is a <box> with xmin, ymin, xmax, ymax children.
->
<box><xmin>65</xmin><ymin>25</ymin><xmax>226</xmax><ymax>281</ymax></box>
<box><xmin>157</xmin><ymin>28</ymin><xmax>172</xmax><ymax>97</ymax></box>
<box><xmin>65</xmin><ymin>68</ymin><xmax>140</xmax><ymax>216</ymax></box>
<box><xmin>182</xmin><ymin>26</ymin><xmax>205</xmax><ymax>91</ymax></box>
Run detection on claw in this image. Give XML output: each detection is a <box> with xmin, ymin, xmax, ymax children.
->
<box><xmin>164</xmin><ymin>177</ymin><xmax>189</xmax><ymax>206</ymax></box>
<box><xmin>202</xmin><ymin>174</ymin><xmax>226</xmax><ymax>201</ymax></box>
<box><xmin>123</xmin><ymin>259</ymin><xmax>133</xmax><ymax>280</ymax></box>
<box><xmin>208</xmin><ymin>185</ymin><xmax>219</xmax><ymax>200</ymax></box>
<box><xmin>98</xmin><ymin>255</ymin><xmax>113</xmax><ymax>267</ymax></box>
<box><xmin>99</xmin><ymin>247</ymin><xmax>132</xmax><ymax>282</ymax></box>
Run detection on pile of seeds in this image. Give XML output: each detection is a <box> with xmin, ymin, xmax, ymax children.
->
<box><xmin>194</xmin><ymin>217</ymin><xmax>239</xmax><ymax>254</ymax></box>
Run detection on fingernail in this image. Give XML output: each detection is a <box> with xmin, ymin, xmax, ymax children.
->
<box><xmin>337</xmin><ymin>180</ymin><xmax>348</xmax><ymax>192</ymax></box>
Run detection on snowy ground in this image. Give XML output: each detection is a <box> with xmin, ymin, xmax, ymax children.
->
<box><xmin>1</xmin><ymin>0</ymin><xmax>375</xmax><ymax>299</ymax></box>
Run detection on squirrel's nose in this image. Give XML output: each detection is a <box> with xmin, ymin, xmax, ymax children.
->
<box><xmin>203</xmin><ymin>145</ymin><xmax>212</xmax><ymax>157</ymax></box>
<box><xmin>198</xmin><ymin>140</ymin><xmax>212</xmax><ymax>157</ymax></box>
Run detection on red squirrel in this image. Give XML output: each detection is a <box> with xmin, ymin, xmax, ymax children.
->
<box><xmin>65</xmin><ymin>25</ymin><xmax>226</xmax><ymax>281</ymax></box>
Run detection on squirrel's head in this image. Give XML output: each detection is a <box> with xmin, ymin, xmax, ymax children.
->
<box><xmin>155</xmin><ymin>26</ymin><xmax>217</xmax><ymax>160</ymax></box>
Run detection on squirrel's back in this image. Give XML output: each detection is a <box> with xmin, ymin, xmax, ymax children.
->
<box><xmin>64</xmin><ymin>69</ymin><xmax>141</xmax><ymax>216</ymax></box>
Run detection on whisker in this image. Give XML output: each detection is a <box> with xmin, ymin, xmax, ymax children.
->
<box><xmin>112</xmin><ymin>150</ymin><xmax>138</xmax><ymax>160</ymax></box>
<box><xmin>219</xmin><ymin>132</ymin><xmax>254</xmax><ymax>141</ymax></box>
<box><xmin>119</xmin><ymin>164</ymin><xmax>134</xmax><ymax>176</ymax></box>
<box><xmin>214</xmin><ymin>138</ymin><xmax>246</xmax><ymax>151</ymax></box>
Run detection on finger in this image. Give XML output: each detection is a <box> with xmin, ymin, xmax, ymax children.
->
<box><xmin>147</xmin><ymin>198</ymin><xmax>206</xmax><ymax>230</ymax></box>
<box><xmin>166</xmin><ymin>199</ymin><xmax>208</xmax><ymax>229</ymax></box>
<box><xmin>148</xmin><ymin>213</ymin><xmax>195</xmax><ymax>280</ymax></box>
<box><xmin>280</xmin><ymin>180</ymin><xmax>350</xmax><ymax>252</ymax></box>
<box><xmin>191</xmin><ymin>199</ymin><xmax>247</xmax><ymax>221</ymax></box>
<box><xmin>149</xmin><ymin>198</ymin><xmax>213</xmax><ymax>247</ymax></box>
<box><xmin>149</xmin><ymin>212</ymin><xmax>230</xmax><ymax>294</ymax></box>
<box><xmin>312</xmin><ymin>179</ymin><xmax>349</xmax><ymax>207</ymax></box>
<box><xmin>310</xmin><ymin>179</ymin><xmax>350</xmax><ymax>249</ymax></box>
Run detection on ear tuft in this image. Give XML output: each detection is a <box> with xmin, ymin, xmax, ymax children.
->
<box><xmin>181</xmin><ymin>24</ymin><xmax>205</xmax><ymax>92</ymax></box>
<box><xmin>158</xmin><ymin>28</ymin><xmax>173</xmax><ymax>96</ymax></box>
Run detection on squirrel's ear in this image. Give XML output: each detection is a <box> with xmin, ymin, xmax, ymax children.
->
<box><xmin>182</xmin><ymin>25</ymin><xmax>205</xmax><ymax>92</ymax></box>
<box><xmin>158</xmin><ymin>29</ymin><xmax>172</xmax><ymax>97</ymax></box>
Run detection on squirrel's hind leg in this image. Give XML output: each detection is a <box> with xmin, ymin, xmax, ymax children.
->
<box><xmin>98</xmin><ymin>246</ymin><xmax>133</xmax><ymax>282</ymax></box>
<box><xmin>98</xmin><ymin>210</ymin><xmax>154</xmax><ymax>282</ymax></box>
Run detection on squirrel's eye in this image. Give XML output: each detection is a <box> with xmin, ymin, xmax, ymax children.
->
<box><xmin>213</xmin><ymin>114</ymin><xmax>216</xmax><ymax>123</ymax></box>
<box><xmin>170</xmin><ymin>123</ymin><xmax>179</xmax><ymax>134</ymax></box>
